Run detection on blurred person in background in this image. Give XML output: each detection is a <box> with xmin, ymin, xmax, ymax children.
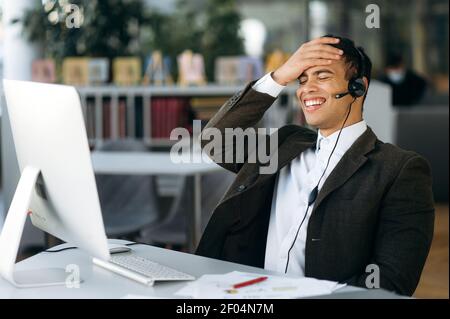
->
<box><xmin>379</xmin><ymin>53</ymin><xmax>428</xmax><ymax>106</ymax></box>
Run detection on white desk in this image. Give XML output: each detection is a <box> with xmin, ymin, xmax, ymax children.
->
<box><xmin>0</xmin><ymin>239</ymin><xmax>402</xmax><ymax>299</ymax></box>
<box><xmin>91</xmin><ymin>151</ymin><xmax>223</xmax><ymax>252</ymax></box>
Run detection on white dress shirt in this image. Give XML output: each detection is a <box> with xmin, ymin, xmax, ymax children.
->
<box><xmin>253</xmin><ymin>73</ymin><xmax>368</xmax><ymax>276</ymax></box>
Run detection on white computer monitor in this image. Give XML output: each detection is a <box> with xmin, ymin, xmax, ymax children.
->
<box><xmin>0</xmin><ymin>79</ymin><xmax>111</xmax><ymax>287</ymax></box>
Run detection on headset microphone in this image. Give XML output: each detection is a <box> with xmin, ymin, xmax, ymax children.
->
<box><xmin>333</xmin><ymin>48</ymin><xmax>368</xmax><ymax>100</ymax></box>
<box><xmin>335</xmin><ymin>92</ymin><xmax>350</xmax><ymax>99</ymax></box>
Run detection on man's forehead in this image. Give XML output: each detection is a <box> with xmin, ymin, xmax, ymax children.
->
<box><xmin>299</xmin><ymin>60</ymin><xmax>347</xmax><ymax>77</ymax></box>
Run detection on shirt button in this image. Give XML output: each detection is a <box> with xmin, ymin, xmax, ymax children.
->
<box><xmin>237</xmin><ymin>185</ymin><xmax>247</xmax><ymax>192</ymax></box>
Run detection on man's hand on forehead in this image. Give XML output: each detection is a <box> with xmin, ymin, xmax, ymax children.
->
<box><xmin>272</xmin><ymin>37</ymin><xmax>344</xmax><ymax>86</ymax></box>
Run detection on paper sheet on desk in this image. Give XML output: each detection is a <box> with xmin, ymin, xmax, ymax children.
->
<box><xmin>175</xmin><ymin>271</ymin><xmax>346</xmax><ymax>299</ymax></box>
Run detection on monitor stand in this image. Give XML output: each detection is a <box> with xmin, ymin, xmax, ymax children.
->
<box><xmin>0</xmin><ymin>166</ymin><xmax>77</xmax><ymax>288</ymax></box>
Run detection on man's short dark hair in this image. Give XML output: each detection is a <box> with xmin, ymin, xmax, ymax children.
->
<box><xmin>322</xmin><ymin>34</ymin><xmax>372</xmax><ymax>87</ymax></box>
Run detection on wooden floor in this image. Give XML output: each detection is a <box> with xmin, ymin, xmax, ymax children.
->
<box><xmin>414</xmin><ymin>204</ymin><xmax>449</xmax><ymax>299</ymax></box>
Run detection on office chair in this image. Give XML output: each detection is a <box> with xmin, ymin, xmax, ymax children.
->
<box><xmin>95</xmin><ymin>139</ymin><xmax>162</xmax><ymax>239</ymax></box>
<box><xmin>139</xmin><ymin>170</ymin><xmax>235</xmax><ymax>250</ymax></box>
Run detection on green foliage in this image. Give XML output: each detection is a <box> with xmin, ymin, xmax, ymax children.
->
<box><xmin>201</xmin><ymin>0</ymin><xmax>245</xmax><ymax>80</ymax></box>
<box><xmin>164</xmin><ymin>0</ymin><xmax>244</xmax><ymax>81</ymax></box>
<box><xmin>20</xmin><ymin>0</ymin><xmax>149</xmax><ymax>61</ymax></box>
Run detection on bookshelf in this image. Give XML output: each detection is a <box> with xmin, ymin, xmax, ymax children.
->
<box><xmin>76</xmin><ymin>84</ymin><xmax>299</xmax><ymax>149</ymax></box>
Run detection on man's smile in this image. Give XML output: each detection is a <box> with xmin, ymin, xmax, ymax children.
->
<box><xmin>303</xmin><ymin>96</ymin><xmax>327</xmax><ymax>112</ymax></box>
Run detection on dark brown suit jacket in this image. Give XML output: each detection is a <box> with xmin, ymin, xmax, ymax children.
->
<box><xmin>195</xmin><ymin>81</ymin><xmax>435</xmax><ymax>296</ymax></box>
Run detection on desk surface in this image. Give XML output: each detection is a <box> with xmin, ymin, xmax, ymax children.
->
<box><xmin>91</xmin><ymin>151</ymin><xmax>222</xmax><ymax>175</ymax></box>
<box><xmin>0</xmin><ymin>240</ymin><xmax>403</xmax><ymax>299</ymax></box>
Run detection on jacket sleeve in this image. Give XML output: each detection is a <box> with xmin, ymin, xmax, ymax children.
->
<box><xmin>344</xmin><ymin>154</ymin><xmax>435</xmax><ymax>296</ymax></box>
<box><xmin>199</xmin><ymin>80</ymin><xmax>278</xmax><ymax>173</ymax></box>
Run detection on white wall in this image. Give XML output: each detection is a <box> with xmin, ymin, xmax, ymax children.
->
<box><xmin>363</xmin><ymin>80</ymin><xmax>395</xmax><ymax>144</ymax></box>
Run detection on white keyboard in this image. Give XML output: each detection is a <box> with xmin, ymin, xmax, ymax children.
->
<box><xmin>93</xmin><ymin>254</ymin><xmax>195</xmax><ymax>286</ymax></box>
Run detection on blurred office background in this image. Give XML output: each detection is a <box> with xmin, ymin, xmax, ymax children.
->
<box><xmin>0</xmin><ymin>0</ymin><xmax>448</xmax><ymax>298</ymax></box>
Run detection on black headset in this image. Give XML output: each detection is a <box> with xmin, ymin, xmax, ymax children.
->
<box><xmin>285</xmin><ymin>46</ymin><xmax>367</xmax><ymax>274</ymax></box>
<box><xmin>334</xmin><ymin>47</ymin><xmax>368</xmax><ymax>99</ymax></box>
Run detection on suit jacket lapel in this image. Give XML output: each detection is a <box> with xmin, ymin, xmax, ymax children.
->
<box><xmin>221</xmin><ymin>125</ymin><xmax>377</xmax><ymax>221</ymax></box>
<box><xmin>253</xmin><ymin>127</ymin><xmax>317</xmax><ymax>185</ymax></box>
<box><xmin>225</xmin><ymin>127</ymin><xmax>316</xmax><ymax>231</ymax></box>
<box><xmin>313</xmin><ymin>127</ymin><xmax>377</xmax><ymax>210</ymax></box>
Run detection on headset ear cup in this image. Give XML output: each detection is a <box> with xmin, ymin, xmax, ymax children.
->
<box><xmin>348</xmin><ymin>78</ymin><xmax>366</xmax><ymax>97</ymax></box>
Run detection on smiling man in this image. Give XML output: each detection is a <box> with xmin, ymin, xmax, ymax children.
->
<box><xmin>196</xmin><ymin>35</ymin><xmax>435</xmax><ymax>296</ymax></box>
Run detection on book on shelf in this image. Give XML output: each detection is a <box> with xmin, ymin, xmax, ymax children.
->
<box><xmin>151</xmin><ymin>98</ymin><xmax>159</xmax><ymax>138</ymax></box>
<box><xmin>190</xmin><ymin>96</ymin><xmax>229</xmax><ymax>121</ymax></box>
<box><xmin>102</xmin><ymin>100</ymin><xmax>111</xmax><ymax>139</ymax></box>
<box><xmin>32</xmin><ymin>59</ymin><xmax>56</xmax><ymax>83</ymax></box>
<box><xmin>215</xmin><ymin>57</ymin><xmax>241</xmax><ymax>85</ymax></box>
<box><xmin>151</xmin><ymin>98</ymin><xmax>164</xmax><ymax>138</ymax></box>
<box><xmin>190</xmin><ymin>97</ymin><xmax>230</xmax><ymax>108</ymax></box>
<box><xmin>177</xmin><ymin>50</ymin><xmax>206</xmax><ymax>86</ymax></box>
<box><xmin>150</xmin><ymin>97</ymin><xmax>190</xmax><ymax>139</ymax></box>
<box><xmin>102</xmin><ymin>99</ymin><xmax>128</xmax><ymax>139</ymax></box>
<box><xmin>85</xmin><ymin>99</ymin><xmax>96</xmax><ymax>144</ymax></box>
<box><xmin>215</xmin><ymin>56</ymin><xmax>264</xmax><ymax>85</ymax></box>
<box><xmin>118</xmin><ymin>100</ymin><xmax>127</xmax><ymax>139</ymax></box>
<box><xmin>143</xmin><ymin>51</ymin><xmax>173</xmax><ymax>85</ymax></box>
<box><xmin>80</xmin><ymin>97</ymin><xmax>130</xmax><ymax>146</ymax></box>
<box><xmin>88</xmin><ymin>58</ymin><xmax>109</xmax><ymax>85</ymax></box>
<box><xmin>62</xmin><ymin>57</ymin><xmax>90</xmax><ymax>86</ymax></box>
<box><xmin>113</xmin><ymin>57</ymin><xmax>142</xmax><ymax>86</ymax></box>
<box><xmin>63</xmin><ymin>57</ymin><xmax>110</xmax><ymax>85</ymax></box>
<box><xmin>238</xmin><ymin>57</ymin><xmax>264</xmax><ymax>84</ymax></box>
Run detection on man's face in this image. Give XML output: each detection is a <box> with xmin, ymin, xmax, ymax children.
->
<box><xmin>296</xmin><ymin>59</ymin><xmax>353</xmax><ymax>131</ymax></box>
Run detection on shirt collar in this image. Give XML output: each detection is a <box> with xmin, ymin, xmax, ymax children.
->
<box><xmin>315</xmin><ymin>120</ymin><xmax>368</xmax><ymax>157</ymax></box>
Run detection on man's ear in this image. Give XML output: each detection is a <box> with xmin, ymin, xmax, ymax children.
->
<box><xmin>362</xmin><ymin>76</ymin><xmax>369</xmax><ymax>91</ymax></box>
<box><xmin>355</xmin><ymin>77</ymin><xmax>369</xmax><ymax>103</ymax></box>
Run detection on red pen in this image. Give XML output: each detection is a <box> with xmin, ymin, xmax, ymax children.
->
<box><xmin>232</xmin><ymin>276</ymin><xmax>268</xmax><ymax>289</ymax></box>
